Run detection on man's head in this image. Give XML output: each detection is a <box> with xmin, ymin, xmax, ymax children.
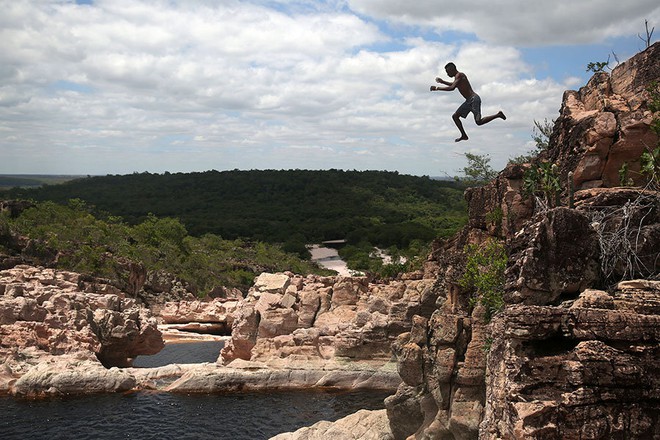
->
<box><xmin>445</xmin><ymin>62</ymin><xmax>457</xmax><ymax>77</ymax></box>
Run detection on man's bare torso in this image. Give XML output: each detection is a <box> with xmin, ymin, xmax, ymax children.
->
<box><xmin>454</xmin><ymin>72</ymin><xmax>476</xmax><ymax>100</ymax></box>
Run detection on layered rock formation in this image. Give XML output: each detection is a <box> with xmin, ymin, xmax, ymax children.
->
<box><xmin>157</xmin><ymin>297</ymin><xmax>238</xmax><ymax>340</ymax></box>
<box><xmin>220</xmin><ymin>272</ymin><xmax>437</xmax><ymax>371</ymax></box>
<box><xmin>380</xmin><ymin>43</ymin><xmax>660</xmax><ymax>439</ymax></box>
<box><xmin>0</xmin><ymin>265</ymin><xmax>163</xmax><ymax>397</ymax></box>
<box><xmin>483</xmin><ymin>281</ymin><xmax>660</xmax><ymax>439</ymax></box>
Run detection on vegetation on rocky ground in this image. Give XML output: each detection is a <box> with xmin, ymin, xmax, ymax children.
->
<box><xmin>0</xmin><ymin>200</ymin><xmax>334</xmax><ymax>295</ymax></box>
<box><xmin>458</xmin><ymin>239</ymin><xmax>507</xmax><ymax>321</ymax></box>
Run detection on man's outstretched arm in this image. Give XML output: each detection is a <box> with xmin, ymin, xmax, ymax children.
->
<box><xmin>430</xmin><ymin>75</ymin><xmax>460</xmax><ymax>91</ymax></box>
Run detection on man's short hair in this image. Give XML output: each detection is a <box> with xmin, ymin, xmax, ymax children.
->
<box><xmin>445</xmin><ymin>62</ymin><xmax>456</xmax><ymax>70</ymax></box>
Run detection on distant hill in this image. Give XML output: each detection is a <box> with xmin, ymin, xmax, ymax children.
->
<box><xmin>0</xmin><ymin>175</ymin><xmax>83</xmax><ymax>190</ymax></box>
<box><xmin>2</xmin><ymin>169</ymin><xmax>468</xmax><ymax>248</ymax></box>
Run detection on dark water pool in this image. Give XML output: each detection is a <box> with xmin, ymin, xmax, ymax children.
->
<box><xmin>1</xmin><ymin>341</ymin><xmax>391</xmax><ymax>439</ymax></box>
<box><xmin>132</xmin><ymin>340</ymin><xmax>226</xmax><ymax>367</ymax></box>
<box><xmin>0</xmin><ymin>388</ymin><xmax>391</xmax><ymax>440</ymax></box>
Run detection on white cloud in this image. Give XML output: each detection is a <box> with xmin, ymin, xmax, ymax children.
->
<box><xmin>0</xmin><ymin>0</ymin><xmax>653</xmax><ymax>176</ymax></box>
<box><xmin>347</xmin><ymin>0</ymin><xmax>660</xmax><ymax>46</ymax></box>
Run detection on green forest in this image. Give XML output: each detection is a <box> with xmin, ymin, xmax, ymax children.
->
<box><xmin>2</xmin><ymin>169</ymin><xmax>467</xmax><ymax>248</ymax></box>
<box><xmin>1</xmin><ymin>170</ymin><xmax>468</xmax><ymax>284</ymax></box>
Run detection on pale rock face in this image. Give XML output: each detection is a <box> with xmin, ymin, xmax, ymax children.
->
<box><xmin>219</xmin><ymin>273</ymin><xmax>440</xmax><ymax>371</ymax></box>
<box><xmin>158</xmin><ymin>298</ymin><xmax>238</xmax><ymax>332</ymax></box>
<box><xmin>12</xmin><ymin>356</ymin><xmax>137</xmax><ymax>397</ymax></box>
<box><xmin>254</xmin><ymin>273</ymin><xmax>291</xmax><ymax>295</ymax></box>
<box><xmin>0</xmin><ymin>265</ymin><xmax>164</xmax><ymax>396</ymax></box>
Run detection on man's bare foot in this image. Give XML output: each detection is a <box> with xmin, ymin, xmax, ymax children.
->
<box><xmin>455</xmin><ymin>135</ymin><xmax>468</xmax><ymax>142</ymax></box>
<box><xmin>498</xmin><ymin>111</ymin><xmax>506</xmax><ymax>120</ymax></box>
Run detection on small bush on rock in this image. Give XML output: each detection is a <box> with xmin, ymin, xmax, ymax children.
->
<box><xmin>459</xmin><ymin>239</ymin><xmax>507</xmax><ymax>321</ymax></box>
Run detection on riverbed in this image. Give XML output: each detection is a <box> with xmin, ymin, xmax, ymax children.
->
<box><xmin>308</xmin><ymin>245</ymin><xmax>352</xmax><ymax>276</ymax></box>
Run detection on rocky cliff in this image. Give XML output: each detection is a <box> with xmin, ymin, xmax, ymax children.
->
<box><xmin>382</xmin><ymin>43</ymin><xmax>660</xmax><ymax>440</ymax></box>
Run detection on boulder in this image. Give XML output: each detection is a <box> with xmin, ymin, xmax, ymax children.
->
<box><xmin>506</xmin><ymin>207</ymin><xmax>600</xmax><ymax>305</ymax></box>
<box><xmin>254</xmin><ymin>273</ymin><xmax>291</xmax><ymax>295</ymax></box>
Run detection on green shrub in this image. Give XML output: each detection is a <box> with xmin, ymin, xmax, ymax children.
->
<box><xmin>641</xmin><ymin>81</ymin><xmax>660</xmax><ymax>188</ymax></box>
<box><xmin>459</xmin><ymin>239</ymin><xmax>507</xmax><ymax>321</ymax></box>
<box><xmin>458</xmin><ymin>153</ymin><xmax>497</xmax><ymax>186</ymax></box>
<box><xmin>640</xmin><ymin>147</ymin><xmax>660</xmax><ymax>187</ymax></box>
<box><xmin>586</xmin><ymin>58</ymin><xmax>610</xmax><ymax>73</ymax></box>
<box><xmin>523</xmin><ymin>161</ymin><xmax>561</xmax><ymax>209</ymax></box>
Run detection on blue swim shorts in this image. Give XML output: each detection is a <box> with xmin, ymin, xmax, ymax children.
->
<box><xmin>456</xmin><ymin>94</ymin><xmax>481</xmax><ymax>120</ymax></box>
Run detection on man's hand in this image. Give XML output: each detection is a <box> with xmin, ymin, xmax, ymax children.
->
<box><xmin>430</xmin><ymin>85</ymin><xmax>437</xmax><ymax>91</ymax></box>
<box><xmin>435</xmin><ymin>77</ymin><xmax>445</xmax><ymax>84</ymax></box>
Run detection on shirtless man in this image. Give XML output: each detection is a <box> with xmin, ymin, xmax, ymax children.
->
<box><xmin>430</xmin><ymin>62</ymin><xmax>506</xmax><ymax>142</ymax></box>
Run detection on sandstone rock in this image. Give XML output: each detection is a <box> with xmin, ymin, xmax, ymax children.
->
<box><xmin>465</xmin><ymin>163</ymin><xmax>533</xmax><ymax>238</ymax></box>
<box><xmin>158</xmin><ymin>298</ymin><xmax>238</xmax><ymax>329</ymax></box>
<box><xmin>483</xmin><ymin>282</ymin><xmax>660</xmax><ymax>440</ymax></box>
<box><xmin>1</xmin><ymin>265</ymin><xmax>164</xmax><ymax>395</ymax></box>
<box><xmin>395</xmin><ymin>343</ymin><xmax>424</xmax><ymax>387</ymax></box>
<box><xmin>220</xmin><ymin>302</ymin><xmax>259</xmax><ymax>362</ymax></box>
<box><xmin>571</xmin><ymin>289</ymin><xmax>615</xmax><ymax>309</ymax></box>
<box><xmin>93</xmin><ymin>306</ymin><xmax>164</xmax><ymax>367</ymax></box>
<box><xmin>254</xmin><ymin>273</ymin><xmax>291</xmax><ymax>294</ymax></box>
<box><xmin>12</xmin><ymin>355</ymin><xmax>137</xmax><ymax>397</ymax></box>
<box><xmin>549</xmin><ymin>42</ymin><xmax>660</xmax><ymax>190</ymax></box>
<box><xmin>270</xmin><ymin>409</ymin><xmax>394</xmax><ymax>440</ymax></box>
<box><xmin>220</xmin><ymin>273</ymin><xmax>440</xmax><ymax>368</ymax></box>
<box><xmin>165</xmin><ymin>361</ymin><xmax>400</xmax><ymax>394</ymax></box>
<box><xmin>258</xmin><ymin>308</ymin><xmax>299</xmax><ymax>338</ymax></box>
<box><xmin>384</xmin><ymin>384</ymin><xmax>425</xmax><ymax>440</ymax></box>
<box><xmin>506</xmin><ymin>207</ymin><xmax>600</xmax><ymax>305</ymax></box>
<box><xmin>207</xmin><ymin>285</ymin><xmax>243</xmax><ymax>300</ymax></box>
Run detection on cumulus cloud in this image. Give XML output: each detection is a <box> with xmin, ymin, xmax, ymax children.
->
<box><xmin>347</xmin><ymin>0</ymin><xmax>660</xmax><ymax>46</ymax></box>
<box><xmin>0</xmin><ymin>0</ymin><xmax>653</xmax><ymax>175</ymax></box>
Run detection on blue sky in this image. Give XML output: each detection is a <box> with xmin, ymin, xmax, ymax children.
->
<box><xmin>1</xmin><ymin>0</ymin><xmax>658</xmax><ymax>177</ymax></box>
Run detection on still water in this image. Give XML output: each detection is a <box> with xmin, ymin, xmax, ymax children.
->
<box><xmin>0</xmin><ymin>342</ymin><xmax>391</xmax><ymax>440</ymax></box>
<box><xmin>132</xmin><ymin>340</ymin><xmax>226</xmax><ymax>367</ymax></box>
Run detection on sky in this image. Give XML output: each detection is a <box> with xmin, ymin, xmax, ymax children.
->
<box><xmin>1</xmin><ymin>1</ymin><xmax>659</xmax><ymax>177</ymax></box>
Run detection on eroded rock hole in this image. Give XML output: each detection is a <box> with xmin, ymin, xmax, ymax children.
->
<box><xmin>525</xmin><ymin>333</ymin><xmax>580</xmax><ymax>357</ymax></box>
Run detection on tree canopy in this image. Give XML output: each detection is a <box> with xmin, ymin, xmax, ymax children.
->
<box><xmin>3</xmin><ymin>169</ymin><xmax>467</xmax><ymax>249</ymax></box>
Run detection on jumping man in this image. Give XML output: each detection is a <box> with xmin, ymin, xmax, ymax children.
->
<box><xmin>430</xmin><ymin>62</ymin><xmax>506</xmax><ymax>142</ymax></box>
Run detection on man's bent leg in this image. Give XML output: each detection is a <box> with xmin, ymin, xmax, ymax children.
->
<box><xmin>475</xmin><ymin>111</ymin><xmax>506</xmax><ymax>126</ymax></box>
<box><xmin>453</xmin><ymin>113</ymin><xmax>469</xmax><ymax>142</ymax></box>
